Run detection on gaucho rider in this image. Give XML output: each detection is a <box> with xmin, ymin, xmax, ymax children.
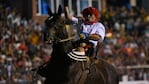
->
<box><xmin>64</xmin><ymin>0</ymin><xmax>105</xmax><ymax>59</ymax></box>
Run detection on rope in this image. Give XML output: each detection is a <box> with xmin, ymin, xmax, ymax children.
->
<box><xmin>78</xmin><ymin>69</ymin><xmax>89</xmax><ymax>84</ymax></box>
<box><xmin>59</xmin><ymin>36</ymin><xmax>76</xmax><ymax>42</ymax></box>
<box><xmin>78</xmin><ymin>60</ymin><xmax>90</xmax><ymax>84</ymax></box>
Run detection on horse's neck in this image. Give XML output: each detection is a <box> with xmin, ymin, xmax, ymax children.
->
<box><xmin>52</xmin><ymin>43</ymin><xmax>65</xmax><ymax>53</ymax></box>
<box><xmin>51</xmin><ymin>43</ymin><xmax>72</xmax><ymax>64</ymax></box>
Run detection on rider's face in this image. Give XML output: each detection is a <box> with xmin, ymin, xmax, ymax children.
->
<box><xmin>88</xmin><ymin>14</ymin><xmax>96</xmax><ymax>21</ymax></box>
<box><xmin>85</xmin><ymin>14</ymin><xmax>97</xmax><ymax>22</ymax></box>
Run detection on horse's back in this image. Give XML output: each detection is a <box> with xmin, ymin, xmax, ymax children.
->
<box><xmin>94</xmin><ymin>58</ymin><xmax>119</xmax><ymax>84</ymax></box>
<box><xmin>68</xmin><ymin>58</ymin><xmax>119</xmax><ymax>84</ymax></box>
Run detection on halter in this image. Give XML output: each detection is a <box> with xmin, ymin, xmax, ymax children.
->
<box><xmin>45</xmin><ymin>28</ymin><xmax>76</xmax><ymax>44</ymax></box>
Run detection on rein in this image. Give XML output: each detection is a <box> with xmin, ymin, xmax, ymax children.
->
<box><xmin>59</xmin><ymin>35</ymin><xmax>76</xmax><ymax>42</ymax></box>
<box><xmin>45</xmin><ymin>35</ymin><xmax>75</xmax><ymax>44</ymax></box>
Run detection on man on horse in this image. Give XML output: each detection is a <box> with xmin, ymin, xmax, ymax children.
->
<box><xmin>32</xmin><ymin>5</ymin><xmax>119</xmax><ymax>84</ymax></box>
<box><xmin>64</xmin><ymin>0</ymin><xmax>105</xmax><ymax>59</ymax></box>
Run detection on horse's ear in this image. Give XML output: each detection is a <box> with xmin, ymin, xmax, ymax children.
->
<box><xmin>57</xmin><ymin>5</ymin><xmax>62</xmax><ymax>16</ymax></box>
<box><xmin>47</xmin><ymin>6</ymin><xmax>53</xmax><ymax>16</ymax></box>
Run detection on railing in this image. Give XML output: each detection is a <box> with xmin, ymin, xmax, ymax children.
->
<box><xmin>119</xmin><ymin>80</ymin><xmax>149</xmax><ymax>84</ymax></box>
<box><xmin>118</xmin><ymin>65</ymin><xmax>149</xmax><ymax>84</ymax></box>
<box><xmin>118</xmin><ymin>65</ymin><xmax>149</xmax><ymax>69</ymax></box>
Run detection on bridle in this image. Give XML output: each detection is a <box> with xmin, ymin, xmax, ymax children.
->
<box><xmin>45</xmin><ymin>22</ymin><xmax>76</xmax><ymax>44</ymax></box>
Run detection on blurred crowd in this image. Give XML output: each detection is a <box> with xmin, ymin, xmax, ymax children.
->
<box><xmin>99</xmin><ymin>6</ymin><xmax>149</xmax><ymax>81</ymax></box>
<box><xmin>0</xmin><ymin>2</ymin><xmax>149</xmax><ymax>84</ymax></box>
<box><xmin>0</xmin><ymin>3</ymin><xmax>51</xmax><ymax>84</ymax></box>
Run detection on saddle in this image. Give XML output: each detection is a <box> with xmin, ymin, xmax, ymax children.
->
<box><xmin>69</xmin><ymin>58</ymin><xmax>101</xmax><ymax>84</ymax></box>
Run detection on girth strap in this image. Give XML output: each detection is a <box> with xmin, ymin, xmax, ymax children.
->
<box><xmin>78</xmin><ymin>60</ymin><xmax>90</xmax><ymax>84</ymax></box>
<box><xmin>92</xmin><ymin>59</ymin><xmax>106</xmax><ymax>84</ymax></box>
<box><xmin>78</xmin><ymin>69</ymin><xmax>89</xmax><ymax>84</ymax></box>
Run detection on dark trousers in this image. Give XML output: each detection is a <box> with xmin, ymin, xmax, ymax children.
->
<box><xmin>86</xmin><ymin>42</ymin><xmax>94</xmax><ymax>57</ymax></box>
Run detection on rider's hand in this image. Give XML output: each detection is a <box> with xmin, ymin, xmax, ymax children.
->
<box><xmin>80</xmin><ymin>32</ymin><xmax>89</xmax><ymax>39</ymax></box>
<box><xmin>64</xmin><ymin>0</ymin><xmax>68</xmax><ymax>7</ymax></box>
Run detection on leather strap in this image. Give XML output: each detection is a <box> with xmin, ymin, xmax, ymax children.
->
<box><xmin>78</xmin><ymin>60</ymin><xmax>90</xmax><ymax>84</ymax></box>
<box><xmin>93</xmin><ymin>59</ymin><xmax>106</xmax><ymax>84</ymax></box>
<box><xmin>78</xmin><ymin>69</ymin><xmax>89</xmax><ymax>84</ymax></box>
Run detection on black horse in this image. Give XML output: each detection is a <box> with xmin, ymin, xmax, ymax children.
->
<box><xmin>36</xmin><ymin>5</ymin><xmax>119</xmax><ymax>84</ymax></box>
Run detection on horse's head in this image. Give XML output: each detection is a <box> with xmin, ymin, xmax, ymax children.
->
<box><xmin>44</xmin><ymin>5</ymin><xmax>69</xmax><ymax>44</ymax></box>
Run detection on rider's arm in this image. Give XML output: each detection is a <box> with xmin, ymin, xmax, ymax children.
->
<box><xmin>64</xmin><ymin>0</ymin><xmax>83</xmax><ymax>24</ymax></box>
<box><xmin>65</xmin><ymin>6</ymin><xmax>80</xmax><ymax>24</ymax></box>
<box><xmin>88</xmin><ymin>23</ymin><xmax>105</xmax><ymax>42</ymax></box>
<box><xmin>65</xmin><ymin>6</ymin><xmax>72</xmax><ymax>20</ymax></box>
<box><xmin>94</xmin><ymin>23</ymin><xmax>105</xmax><ymax>42</ymax></box>
<box><xmin>64</xmin><ymin>0</ymin><xmax>72</xmax><ymax>20</ymax></box>
<box><xmin>89</xmin><ymin>34</ymin><xmax>101</xmax><ymax>41</ymax></box>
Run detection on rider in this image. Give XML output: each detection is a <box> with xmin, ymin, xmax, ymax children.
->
<box><xmin>64</xmin><ymin>0</ymin><xmax>105</xmax><ymax>59</ymax></box>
